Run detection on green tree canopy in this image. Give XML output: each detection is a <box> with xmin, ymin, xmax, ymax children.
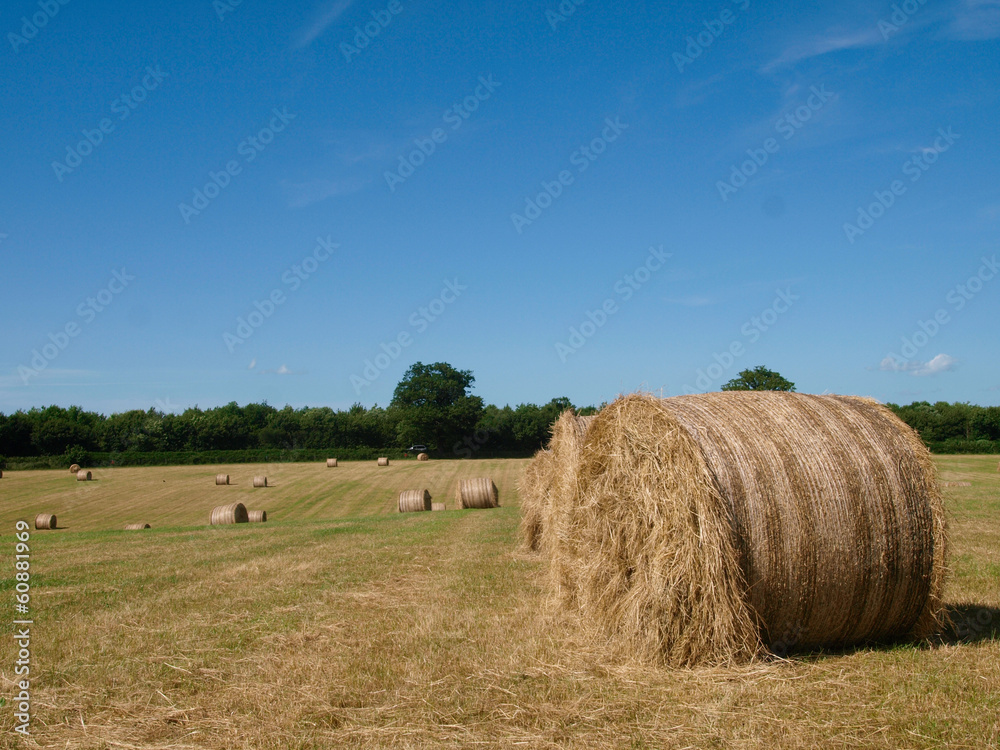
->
<box><xmin>721</xmin><ymin>365</ymin><xmax>796</xmax><ymax>392</ymax></box>
<box><xmin>390</xmin><ymin>362</ymin><xmax>485</xmax><ymax>452</ymax></box>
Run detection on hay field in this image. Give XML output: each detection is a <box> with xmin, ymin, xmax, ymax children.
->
<box><xmin>0</xmin><ymin>456</ymin><xmax>997</xmax><ymax>749</ymax></box>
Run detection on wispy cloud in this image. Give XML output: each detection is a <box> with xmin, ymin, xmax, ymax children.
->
<box><xmin>261</xmin><ymin>364</ymin><xmax>296</xmax><ymax>375</ymax></box>
<box><xmin>879</xmin><ymin>353</ymin><xmax>957</xmax><ymax>376</ymax></box>
<box><xmin>761</xmin><ymin>28</ymin><xmax>883</xmax><ymax>73</ymax></box>
<box><xmin>294</xmin><ymin>0</ymin><xmax>355</xmax><ymax>48</ymax></box>
<box><xmin>280</xmin><ymin>177</ymin><xmax>369</xmax><ymax>208</ymax></box>
<box><xmin>946</xmin><ymin>0</ymin><xmax>1000</xmax><ymax>39</ymax></box>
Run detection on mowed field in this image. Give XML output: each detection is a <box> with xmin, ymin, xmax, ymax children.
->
<box><xmin>0</xmin><ymin>456</ymin><xmax>998</xmax><ymax>749</ymax></box>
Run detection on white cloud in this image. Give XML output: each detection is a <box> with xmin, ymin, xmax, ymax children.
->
<box><xmin>879</xmin><ymin>353</ymin><xmax>957</xmax><ymax>376</ymax></box>
<box><xmin>261</xmin><ymin>364</ymin><xmax>295</xmax><ymax>375</ymax></box>
<box><xmin>248</xmin><ymin>359</ymin><xmax>256</xmax><ymax>370</ymax></box>
<box><xmin>761</xmin><ymin>28</ymin><xmax>883</xmax><ymax>72</ymax></box>
<box><xmin>294</xmin><ymin>0</ymin><xmax>355</xmax><ymax>48</ymax></box>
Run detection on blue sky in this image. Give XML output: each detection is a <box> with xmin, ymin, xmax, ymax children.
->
<box><xmin>2</xmin><ymin>0</ymin><xmax>998</xmax><ymax>414</ymax></box>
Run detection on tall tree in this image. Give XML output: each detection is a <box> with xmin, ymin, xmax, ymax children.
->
<box><xmin>721</xmin><ymin>365</ymin><xmax>796</xmax><ymax>392</ymax></box>
<box><xmin>390</xmin><ymin>362</ymin><xmax>484</xmax><ymax>452</ymax></box>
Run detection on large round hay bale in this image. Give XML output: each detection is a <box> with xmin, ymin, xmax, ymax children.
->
<box><xmin>247</xmin><ymin>510</ymin><xmax>267</xmax><ymax>523</ymax></box>
<box><xmin>210</xmin><ymin>502</ymin><xmax>249</xmax><ymax>525</ymax></box>
<box><xmin>69</xmin><ymin>463</ymin><xmax>81</xmax><ymax>474</ymax></box>
<box><xmin>457</xmin><ymin>478</ymin><xmax>499</xmax><ymax>509</ymax></box>
<box><xmin>326</xmin><ymin>458</ymin><xmax>338</xmax><ymax>468</ymax></box>
<box><xmin>76</xmin><ymin>470</ymin><xmax>92</xmax><ymax>481</ymax></box>
<box><xmin>377</xmin><ymin>457</ymin><xmax>389</xmax><ymax>467</ymax></box>
<box><xmin>544</xmin><ymin>392</ymin><xmax>947</xmax><ymax>666</ymax></box>
<box><xmin>215</xmin><ymin>474</ymin><xmax>230</xmax><ymax>485</ymax></box>
<box><xmin>398</xmin><ymin>489</ymin><xmax>432</xmax><ymax>513</ymax></box>
<box><xmin>34</xmin><ymin>513</ymin><xmax>56</xmax><ymax>530</ymax></box>
<box><xmin>124</xmin><ymin>523</ymin><xmax>150</xmax><ymax>530</ymax></box>
<box><xmin>252</xmin><ymin>476</ymin><xmax>268</xmax><ymax>488</ymax></box>
<box><xmin>417</xmin><ymin>452</ymin><xmax>429</xmax><ymax>462</ymax></box>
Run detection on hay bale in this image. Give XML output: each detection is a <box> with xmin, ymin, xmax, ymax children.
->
<box><xmin>76</xmin><ymin>470</ymin><xmax>92</xmax><ymax>481</ymax></box>
<box><xmin>417</xmin><ymin>452</ymin><xmax>429</xmax><ymax>461</ymax></box>
<box><xmin>431</xmin><ymin>501</ymin><xmax>446</xmax><ymax>511</ymax></box>
<box><xmin>540</xmin><ymin>392</ymin><xmax>947</xmax><ymax>666</ymax></box>
<box><xmin>69</xmin><ymin>463</ymin><xmax>80</xmax><ymax>474</ymax></box>
<box><xmin>247</xmin><ymin>510</ymin><xmax>267</xmax><ymax>523</ymax></box>
<box><xmin>326</xmin><ymin>458</ymin><xmax>338</xmax><ymax>468</ymax></box>
<box><xmin>124</xmin><ymin>523</ymin><xmax>151</xmax><ymax>530</ymax></box>
<box><xmin>399</xmin><ymin>489</ymin><xmax>432</xmax><ymax>513</ymax></box>
<box><xmin>377</xmin><ymin>457</ymin><xmax>389</xmax><ymax>467</ymax></box>
<box><xmin>34</xmin><ymin>513</ymin><xmax>56</xmax><ymax>530</ymax></box>
<box><xmin>210</xmin><ymin>502</ymin><xmax>249</xmax><ymax>525</ymax></box>
<box><xmin>0</xmin><ymin>469</ymin><xmax>3</xmax><ymax>479</ymax></box>
<box><xmin>519</xmin><ymin>413</ymin><xmax>595</xmax><ymax>559</ymax></box>
<box><xmin>252</xmin><ymin>476</ymin><xmax>268</xmax><ymax>488</ymax></box>
<box><xmin>215</xmin><ymin>473</ymin><xmax>230</xmax><ymax>485</ymax></box>
<box><xmin>457</xmin><ymin>478</ymin><xmax>499</xmax><ymax>509</ymax></box>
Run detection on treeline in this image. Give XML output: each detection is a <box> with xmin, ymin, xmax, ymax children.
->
<box><xmin>1</xmin><ymin>398</ymin><xmax>997</xmax><ymax>470</ymax></box>
<box><xmin>886</xmin><ymin>401</ymin><xmax>1000</xmax><ymax>454</ymax></box>
<box><xmin>0</xmin><ymin>398</ymin><xmax>597</xmax><ymax>468</ymax></box>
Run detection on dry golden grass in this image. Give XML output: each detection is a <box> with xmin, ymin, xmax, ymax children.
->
<box><xmin>0</xmin><ymin>456</ymin><xmax>996</xmax><ymax>749</ymax></box>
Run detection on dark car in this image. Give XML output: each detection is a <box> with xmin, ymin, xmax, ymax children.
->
<box><xmin>408</xmin><ymin>444</ymin><xmax>428</xmax><ymax>453</ymax></box>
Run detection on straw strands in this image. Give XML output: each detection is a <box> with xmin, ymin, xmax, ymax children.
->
<box><xmin>398</xmin><ymin>489</ymin><xmax>432</xmax><ymax>513</ymax></box>
<box><xmin>457</xmin><ymin>478</ymin><xmax>499</xmax><ymax>509</ymax></box>
<box><xmin>526</xmin><ymin>393</ymin><xmax>947</xmax><ymax>666</ymax></box>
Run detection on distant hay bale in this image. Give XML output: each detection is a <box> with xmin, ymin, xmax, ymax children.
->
<box><xmin>417</xmin><ymin>452</ymin><xmax>429</xmax><ymax>461</ymax></box>
<box><xmin>252</xmin><ymin>476</ymin><xmax>268</xmax><ymax>488</ymax></box>
<box><xmin>34</xmin><ymin>513</ymin><xmax>56</xmax><ymax>530</ymax></box>
<box><xmin>535</xmin><ymin>392</ymin><xmax>947</xmax><ymax>667</ymax></box>
<box><xmin>941</xmin><ymin>481</ymin><xmax>971</xmax><ymax>487</ymax></box>
<box><xmin>326</xmin><ymin>458</ymin><xmax>338</xmax><ymax>468</ymax></box>
<box><xmin>215</xmin><ymin>474</ymin><xmax>230</xmax><ymax>485</ymax></box>
<box><xmin>247</xmin><ymin>510</ymin><xmax>268</xmax><ymax>523</ymax></box>
<box><xmin>69</xmin><ymin>464</ymin><xmax>80</xmax><ymax>474</ymax></box>
<box><xmin>431</xmin><ymin>501</ymin><xmax>446</xmax><ymax>511</ymax></box>
<box><xmin>398</xmin><ymin>489</ymin><xmax>432</xmax><ymax>513</ymax></box>
<box><xmin>124</xmin><ymin>523</ymin><xmax>150</xmax><ymax>530</ymax></box>
<box><xmin>76</xmin><ymin>470</ymin><xmax>92</xmax><ymax>481</ymax></box>
<box><xmin>457</xmin><ymin>478</ymin><xmax>499</xmax><ymax>509</ymax></box>
<box><xmin>0</xmin><ymin>469</ymin><xmax>3</xmax><ymax>479</ymax></box>
<box><xmin>210</xmin><ymin>502</ymin><xmax>249</xmax><ymax>525</ymax></box>
<box><xmin>377</xmin><ymin>457</ymin><xmax>389</xmax><ymax>467</ymax></box>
